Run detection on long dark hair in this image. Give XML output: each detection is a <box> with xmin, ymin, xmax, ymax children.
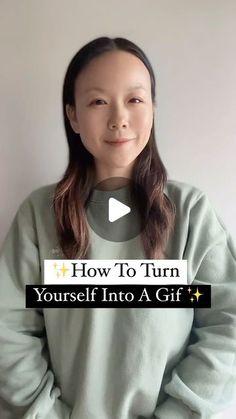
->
<box><xmin>53</xmin><ymin>36</ymin><xmax>176</xmax><ymax>259</ymax></box>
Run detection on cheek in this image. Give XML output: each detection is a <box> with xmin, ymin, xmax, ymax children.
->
<box><xmin>76</xmin><ymin>113</ymin><xmax>98</xmax><ymax>146</ymax></box>
<box><xmin>78</xmin><ymin>123</ymin><xmax>102</xmax><ymax>157</ymax></box>
<box><xmin>77</xmin><ymin>106</ymin><xmax>153</xmax><ymax>144</ymax></box>
<box><xmin>80</xmin><ymin>135</ymin><xmax>99</xmax><ymax>157</ymax></box>
<box><xmin>134</xmin><ymin>108</ymin><xmax>153</xmax><ymax>130</ymax></box>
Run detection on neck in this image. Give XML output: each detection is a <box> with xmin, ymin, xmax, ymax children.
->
<box><xmin>94</xmin><ymin>162</ymin><xmax>134</xmax><ymax>190</ymax></box>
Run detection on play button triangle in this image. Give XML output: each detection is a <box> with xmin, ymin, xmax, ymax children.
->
<box><xmin>87</xmin><ymin>177</ymin><xmax>148</xmax><ymax>242</ymax></box>
<box><xmin>108</xmin><ymin>197</ymin><xmax>131</xmax><ymax>222</ymax></box>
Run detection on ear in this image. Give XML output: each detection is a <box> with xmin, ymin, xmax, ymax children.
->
<box><xmin>65</xmin><ymin>104</ymin><xmax>80</xmax><ymax>134</ymax></box>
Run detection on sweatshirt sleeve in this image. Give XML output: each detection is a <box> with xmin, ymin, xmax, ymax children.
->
<box><xmin>154</xmin><ymin>191</ymin><xmax>236</xmax><ymax>419</ymax></box>
<box><xmin>0</xmin><ymin>198</ymin><xmax>72</xmax><ymax>419</ymax></box>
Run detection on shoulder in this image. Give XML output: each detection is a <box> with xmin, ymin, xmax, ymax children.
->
<box><xmin>27</xmin><ymin>182</ymin><xmax>57</xmax><ymax>203</ymax></box>
<box><xmin>164</xmin><ymin>179</ymin><xmax>205</xmax><ymax>207</ymax></box>
<box><xmin>164</xmin><ymin>179</ymin><xmax>218</xmax><ymax>222</ymax></box>
<box><xmin>164</xmin><ymin>179</ymin><xmax>220</xmax><ymax>232</ymax></box>
<box><xmin>1</xmin><ymin>183</ymin><xmax>58</xmax><ymax>249</ymax></box>
<box><xmin>165</xmin><ymin>179</ymin><xmax>231</xmax><ymax>243</ymax></box>
<box><xmin>17</xmin><ymin>183</ymin><xmax>57</xmax><ymax>220</ymax></box>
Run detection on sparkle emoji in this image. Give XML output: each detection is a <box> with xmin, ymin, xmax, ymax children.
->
<box><xmin>190</xmin><ymin>287</ymin><xmax>204</xmax><ymax>303</ymax></box>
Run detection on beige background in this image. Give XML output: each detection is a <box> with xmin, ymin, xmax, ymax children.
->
<box><xmin>0</xmin><ymin>1</ymin><xmax>236</xmax><ymax>417</ymax></box>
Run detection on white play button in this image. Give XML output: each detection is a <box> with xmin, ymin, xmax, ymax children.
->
<box><xmin>108</xmin><ymin>197</ymin><xmax>131</xmax><ymax>222</ymax></box>
<box><xmin>87</xmin><ymin>177</ymin><xmax>148</xmax><ymax>242</ymax></box>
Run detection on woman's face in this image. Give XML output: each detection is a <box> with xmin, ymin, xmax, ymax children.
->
<box><xmin>66</xmin><ymin>50</ymin><xmax>154</xmax><ymax>177</ymax></box>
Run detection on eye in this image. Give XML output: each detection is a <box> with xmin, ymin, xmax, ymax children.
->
<box><xmin>90</xmin><ymin>99</ymin><xmax>106</xmax><ymax>106</ymax></box>
<box><xmin>130</xmin><ymin>97</ymin><xmax>143</xmax><ymax>103</ymax></box>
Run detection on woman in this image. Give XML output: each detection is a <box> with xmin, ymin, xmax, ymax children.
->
<box><xmin>0</xmin><ymin>36</ymin><xmax>236</xmax><ymax>419</ymax></box>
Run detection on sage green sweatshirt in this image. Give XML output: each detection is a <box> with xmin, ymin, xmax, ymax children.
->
<box><xmin>0</xmin><ymin>180</ymin><xmax>236</xmax><ymax>419</ymax></box>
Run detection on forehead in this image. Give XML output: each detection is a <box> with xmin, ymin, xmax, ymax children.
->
<box><xmin>75</xmin><ymin>50</ymin><xmax>151</xmax><ymax>94</ymax></box>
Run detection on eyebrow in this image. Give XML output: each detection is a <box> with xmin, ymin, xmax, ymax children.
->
<box><xmin>82</xmin><ymin>84</ymin><xmax>147</xmax><ymax>94</ymax></box>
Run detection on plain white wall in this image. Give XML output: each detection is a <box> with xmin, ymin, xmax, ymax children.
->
<box><xmin>0</xmin><ymin>1</ymin><xmax>235</xmax><ymax>418</ymax></box>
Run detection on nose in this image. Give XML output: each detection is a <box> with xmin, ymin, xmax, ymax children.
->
<box><xmin>108</xmin><ymin>106</ymin><xmax>128</xmax><ymax>130</ymax></box>
<box><xmin>109</xmin><ymin>121</ymin><xmax>127</xmax><ymax>129</ymax></box>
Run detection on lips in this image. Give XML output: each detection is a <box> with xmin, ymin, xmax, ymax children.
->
<box><xmin>105</xmin><ymin>138</ymin><xmax>132</xmax><ymax>144</ymax></box>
